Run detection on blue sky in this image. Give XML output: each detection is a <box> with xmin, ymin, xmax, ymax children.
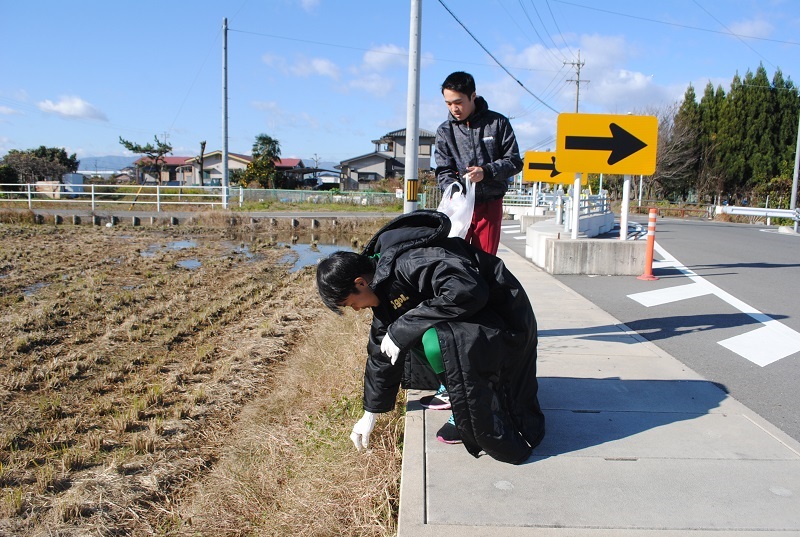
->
<box><xmin>2</xmin><ymin>0</ymin><xmax>799</xmax><ymax>166</ymax></box>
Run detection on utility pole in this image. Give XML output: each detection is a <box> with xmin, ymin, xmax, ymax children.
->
<box><xmin>792</xmin><ymin>110</ymin><xmax>800</xmax><ymax>232</ymax></box>
<box><xmin>403</xmin><ymin>0</ymin><xmax>422</xmax><ymax>213</ymax></box>
<box><xmin>222</xmin><ymin>17</ymin><xmax>229</xmax><ymax>209</ymax></box>
<box><xmin>565</xmin><ymin>51</ymin><xmax>587</xmax><ymax>238</ymax></box>
<box><xmin>564</xmin><ymin>50</ymin><xmax>588</xmax><ymax>113</ymax></box>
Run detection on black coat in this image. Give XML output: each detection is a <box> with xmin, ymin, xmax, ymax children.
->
<box><xmin>361</xmin><ymin>210</ymin><xmax>545</xmax><ymax>464</ymax></box>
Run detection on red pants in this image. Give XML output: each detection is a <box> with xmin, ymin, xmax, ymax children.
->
<box><xmin>464</xmin><ymin>198</ymin><xmax>503</xmax><ymax>255</ymax></box>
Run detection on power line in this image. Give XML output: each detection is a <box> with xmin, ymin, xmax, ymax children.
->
<box><xmin>552</xmin><ymin>0</ymin><xmax>800</xmax><ymax>46</ymax></box>
<box><xmin>515</xmin><ymin>0</ymin><xmax>567</xmax><ymax>67</ymax></box>
<box><xmin>691</xmin><ymin>0</ymin><xmax>775</xmax><ymax>69</ymax></box>
<box><xmin>229</xmin><ymin>28</ymin><xmax>558</xmax><ymax>73</ymax></box>
<box><xmin>545</xmin><ymin>0</ymin><xmax>575</xmax><ymax>58</ymax></box>
<box><xmin>437</xmin><ymin>0</ymin><xmax>560</xmax><ymax>114</ymax></box>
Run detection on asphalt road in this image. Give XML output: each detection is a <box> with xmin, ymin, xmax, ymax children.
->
<box><xmin>502</xmin><ymin>217</ymin><xmax>800</xmax><ymax>443</ymax></box>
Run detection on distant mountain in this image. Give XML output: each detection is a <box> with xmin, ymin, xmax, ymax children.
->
<box><xmin>77</xmin><ymin>155</ymin><xmax>136</xmax><ymax>172</ymax></box>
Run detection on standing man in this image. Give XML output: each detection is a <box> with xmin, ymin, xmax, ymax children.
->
<box><xmin>435</xmin><ymin>71</ymin><xmax>523</xmax><ymax>256</ymax></box>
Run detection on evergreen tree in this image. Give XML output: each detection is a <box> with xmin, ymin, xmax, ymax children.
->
<box><xmin>696</xmin><ymin>82</ymin><xmax>725</xmax><ymax>200</ymax></box>
<box><xmin>772</xmin><ymin>69</ymin><xmax>799</xmax><ymax>177</ymax></box>
<box><xmin>741</xmin><ymin>64</ymin><xmax>776</xmax><ymax>188</ymax></box>
<box><xmin>717</xmin><ymin>73</ymin><xmax>747</xmax><ymax>201</ymax></box>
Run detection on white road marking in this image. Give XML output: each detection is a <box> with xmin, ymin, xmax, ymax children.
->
<box><xmin>627</xmin><ymin>243</ymin><xmax>800</xmax><ymax>367</ymax></box>
<box><xmin>629</xmin><ymin>282</ymin><xmax>713</xmax><ymax>307</ymax></box>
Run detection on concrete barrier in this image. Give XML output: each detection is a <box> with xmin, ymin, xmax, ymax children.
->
<box><xmin>542</xmin><ymin>237</ymin><xmax>646</xmax><ymax>275</ymax></box>
<box><xmin>524</xmin><ymin>218</ymin><xmax>645</xmax><ymax>275</ymax></box>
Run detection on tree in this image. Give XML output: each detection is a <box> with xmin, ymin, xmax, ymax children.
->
<box><xmin>0</xmin><ymin>146</ymin><xmax>79</xmax><ymax>182</ymax></box>
<box><xmin>119</xmin><ymin>135</ymin><xmax>173</xmax><ymax>184</ymax></box>
<box><xmin>741</xmin><ymin>64</ymin><xmax>776</xmax><ymax>187</ymax></box>
<box><xmin>244</xmin><ymin>133</ymin><xmax>281</xmax><ymax>188</ymax></box>
<box><xmin>198</xmin><ymin>140</ymin><xmax>206</xmax><ymax>187</ymax></box>
<box><xmin>658</xmin><ymin>89</ymin><xmax>700</xmax><ymax>201</ymax></box>
<box><xmin>694</xmin><ymin>82</ymin><xmax>728</xmax><ymax>200</ymax></box>
<box><xmin>0</xmin><ymin>165</ymin><xmax>20</xmax><ymax>190</ymax></box>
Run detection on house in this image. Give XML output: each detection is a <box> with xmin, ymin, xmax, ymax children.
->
<box><xmin>337</xmin><ymin>128</ymin><xmax>435</xmax><ymax>190</ymax></box>
<box><xmin>184</xmin><ymin>151</ymin><xmax>252</xmax><ymax>186</ymax></box>
<box><xmin>134</xmin><ymin>156</ymin><xmax>194</xmax><ymax>184</ymax></box>
<box><xmin>182</xmin><ymin>152</ymin><xmax>306</xmax><ymax>187</ymax></box>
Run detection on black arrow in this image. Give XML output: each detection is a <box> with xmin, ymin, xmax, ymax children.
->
<box><xmin>565</xmin><ymin>123</ymin><xmax>647</xmax><ymax>165</ymax></box>
<box><xmin>528</xmin><ymin>156</ymin><xmax>561</xmax><ymax>178</ymax></box>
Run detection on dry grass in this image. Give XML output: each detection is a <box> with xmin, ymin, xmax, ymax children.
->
<box><xmin>0</xmin><ymin>217</ymin><xmax>399</xmax><ymax>536</ymax></box>
<box><xmin>174</xmin><ymin>310</ymin><xmax>405</xmax><ymax>537</ymax></box>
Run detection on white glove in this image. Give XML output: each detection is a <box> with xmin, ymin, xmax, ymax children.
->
<box><xmin>350</xmin><ymin>411</ymin><xmax>377</xmax><ymax>451</ymax></box>
<box><xmin>380</xmin><ymin>333</ymin><xmax>401</xmax><ymax>365</ymax></box>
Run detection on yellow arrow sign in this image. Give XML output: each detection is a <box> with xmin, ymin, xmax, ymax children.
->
<box><xmin>523</xmin><ymin>151</ymin><xmax>586</xmax><ymax>185</ymax></box>
<box><xmin>556</xmin><ymin>113</ymin><xmax>658</xmax><ymax>175</ymax></box>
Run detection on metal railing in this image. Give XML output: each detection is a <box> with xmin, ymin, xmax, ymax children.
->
<box><xmin>0</xmin><ymin>183</ymin><xmax>404</xmax><ymax>211</ymax></box>
<box><xmin>0</xmin><ymin>183</ymin><xmax>227</xmax><ymax>211</ymax></box>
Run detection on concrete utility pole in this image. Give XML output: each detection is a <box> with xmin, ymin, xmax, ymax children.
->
<box><xmin>403</xmin><ymin>0</ymin><xmax>422</xmax><ymax>214</ymax></box>
<box><xmin>792</xmin><ymin>110</ymin><xmax>800</xmax><ymax>231</ymax></box>
<box><xmin>565</xmin><ymin>50</ymin><xmax>588</xmax><ymax>114</ymax></box>
<box><xmin>565</xmin><ymin>51</ymin><xmax>587</xmax><ymax>238</ymax></box>
<box><xmin>222</xmin><ymin>17</ymin><xmax>229</xmax><ymax>209</ymax></box>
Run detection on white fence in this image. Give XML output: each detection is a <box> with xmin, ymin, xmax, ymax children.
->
<box><xmin>0</xmin><ymin>183</ymin><xmax>402</xmax><ymax>211</ymax></box>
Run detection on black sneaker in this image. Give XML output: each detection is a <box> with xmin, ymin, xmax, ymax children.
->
<box><xmin>436</xmin><ymin>414</ymin><xmax>462</xmax><ymax>444</ymax></box>
<box><xmin>420</xmin><ymin>384</ymin><xmax>451</xmax><ymax>410</ymax></box>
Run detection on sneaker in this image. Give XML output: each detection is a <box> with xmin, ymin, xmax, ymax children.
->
<box><xmin>436</xmin><ymin>414</ymin><xmax>462</xmax><ymax>444</ymax></box>
<box><xmin>420</xmin><ymin>384</ymin><xmax>451</xmax><ymax>410</ymax></box>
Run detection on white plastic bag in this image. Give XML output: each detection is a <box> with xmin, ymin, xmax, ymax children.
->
<box><xmin>437</xmin><ymin>178</ymin><xmax>475</xmax><ymax>239</ymax></box>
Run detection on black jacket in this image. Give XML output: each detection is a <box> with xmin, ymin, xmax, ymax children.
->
<box><xmin>435</xmin><ymin>96</ymin><xmax>523</xmax><ymax>204</ymax></box>
<box><xmin>361</xmin><ymin>210</ymin><xmax>545</xmax><ymax>464</ymax></box>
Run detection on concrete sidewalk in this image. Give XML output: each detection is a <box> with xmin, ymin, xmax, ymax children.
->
<box><xmin>397</xmin><ymin>244</ymin><xmax>800</xmax><ymax>536</ymax></box>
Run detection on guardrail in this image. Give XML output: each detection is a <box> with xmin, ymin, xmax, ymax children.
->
<box><xmin>630</xmin><ymin>204</ymin><xmax>713</xmax><ymax>219</ymax></box>
<box><xmin>716</xmin><ymin>205</ymin><xmax>800</xmax><ymax>220</ymax></box>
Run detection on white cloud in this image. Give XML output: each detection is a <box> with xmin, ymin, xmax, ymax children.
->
<box><xmin>299</xmin><ymin>0</ymin><xmax>319</xmax><ymax>12</ymax></box>
<box><xmin>264</xmin><ymin>53</ymin><xmax>340</xmax><ymax>79</ymax></box>
<box><xmin>0</xmin><ymin>105</ymin><xmax>21</xmax><ymax>115</ymax></box>
<box><xmin>348</xmin><ymin>73</ymin><xmax>394</xmax><ymax>96</ymax></box>
<box><xmin>37</xmin><ymin>96</ymin><xmax>108</xmax><ymax>121</ymax></box>
<box><xmin>291</xmin><ymin>57</ymin><xmax>340</xmax><ymax>79</ymax></box>
<box><xmin>362</xmin><ymin>44</ymin><xmax>408</xmax><ymax>72</ymax></box>
<box><xmin>728</xmin><ymin>19</ymin><xmax>773</xmax><ymax>39</ymax></box>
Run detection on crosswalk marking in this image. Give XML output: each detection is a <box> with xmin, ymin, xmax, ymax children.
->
<box><xmin>627</xmin><ymin>243</ymin><xmax>800</xmax><ymax>367</ymax></box>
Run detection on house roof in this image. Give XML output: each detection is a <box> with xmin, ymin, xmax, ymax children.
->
<box><xmin>374</xmin><ymin>128</ymin><xmax>436</xmax><ymax>143</ymax></box>
<box><xmin>337</xmin><ymin>152</ymin><xmax>392</xmax><ymax>166</ymax></box>
<box><xmin>275</xmin><ymin>158</ymin><xmax>304</xmax><ymax>169</ymax></box>
<box><xmin>184</xmin><ymin>151</ymin><xmax>253</xmax><ymax>165</ymax></box>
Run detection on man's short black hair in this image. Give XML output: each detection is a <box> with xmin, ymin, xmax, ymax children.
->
<box><xmin>316</xmin><ymin>251</ymin><xmax>377</xmax><ymax>314</ymax></box>
<box><xmin>441</xmin><ymin>71</ymin><xmax>476</xmax><ymax>96</ymax></box>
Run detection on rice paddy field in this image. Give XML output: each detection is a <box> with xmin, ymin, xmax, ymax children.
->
<box><xmin>0</xmin><ymin>212</ymin><xmax>404</xmax><ymax>536</ymax></box>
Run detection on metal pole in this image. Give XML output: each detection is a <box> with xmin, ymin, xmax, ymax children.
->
<box><xmin>638</xmin><ymin>174</ymin><xmax>643</xmax><ymax>206</ymax></box>
<box><xmin>571</xmin><ymin>173</ymin><xmax>581</xmax><ymax>239</ymax></box>
<box><xmin>403</xmin><ymin>0</ymin><xmax>422</xmax><ymax>214</ymax></box>
<box><xmin>620</xmin><ymin>174</ymin><xmax>631</xmax><ymax>240</ymax></box>
<box><xmin>791</xmin><ymin>109</ymin><xmax>800</xmax><ymax>231</ymax></box>
<box><xmin>222</xmin><ymin>17</ymin><xmax>229</xmax><ymax>210</ymax></box>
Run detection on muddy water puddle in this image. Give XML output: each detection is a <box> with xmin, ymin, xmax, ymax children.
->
<box><xmin>138</xmin><ymin>233</ymin><xmax>354</xmax><ymax>272</ymax></box>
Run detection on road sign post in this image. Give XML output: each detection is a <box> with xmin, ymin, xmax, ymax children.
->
<box><xmin>620</xmin><ymin>174</ymin><xmax>631</xmax><ymax>240</ymax></box>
